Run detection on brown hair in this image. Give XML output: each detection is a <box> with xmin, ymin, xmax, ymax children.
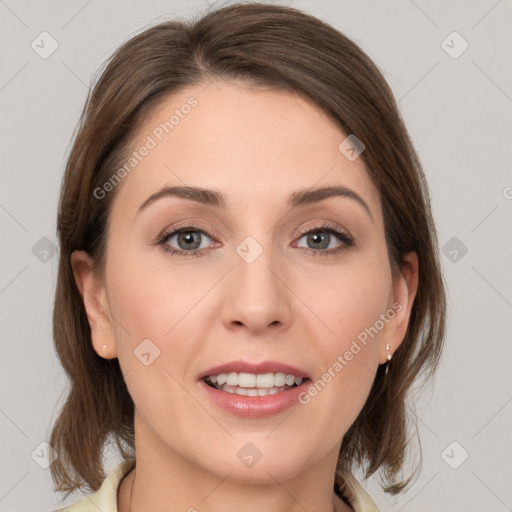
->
<box><xmin>49</xmin><ymin>0</ymin><xmax>446</xmax><ymax>499</ymax></box>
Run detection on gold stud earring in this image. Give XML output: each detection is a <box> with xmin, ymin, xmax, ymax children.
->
<box><xmin>385</xmin><ymin>343</ymin><xmax>392</xmax><ymax>375</ymax></box>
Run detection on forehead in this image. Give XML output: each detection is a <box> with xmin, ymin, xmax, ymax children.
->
<box><xmin>108</xmin><ymin>80</ymin><xmax>381</xmax><ymax>221</ymax></box>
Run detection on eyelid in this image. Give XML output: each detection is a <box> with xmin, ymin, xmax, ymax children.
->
<box><xmin>155</xmin><ymin>220</ymin><xmax>223</xmax><ymax>244</ymax></box>
<box><xmin>296</xmin><ymin>220</ymin><xmax>353</xmax><ymax>240</ymax></box>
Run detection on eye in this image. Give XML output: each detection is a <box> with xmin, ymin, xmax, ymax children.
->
<box><xmin>155</xmin><ymin>222</ymin><xmax>354</xmax><ymax>258</ymax></box>
<box><xmin>157</xmin><ymin>226</ymin><xmax>218</xmax><ymax>257</ymax></box>
<box><xmin>294</xmin><ymin>222</ymin><xmax>354</xmax><ymax>256</ymax></box>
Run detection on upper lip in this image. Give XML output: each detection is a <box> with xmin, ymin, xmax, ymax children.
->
<box><xmin>198</xmin><ymin>360</ymin><xmax>310</xmax><ymax>381</ymax></box>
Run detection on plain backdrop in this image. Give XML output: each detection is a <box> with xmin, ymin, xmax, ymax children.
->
<box><xmin>1</xmin><ymin>1</ymin><xmax>511</xmax><ymax>511</ymax></box>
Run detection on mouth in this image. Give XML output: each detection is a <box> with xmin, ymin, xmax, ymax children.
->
<box><xmin>202</xmin><ymin>372</ymin><xmax>310</xmax><ymax>397</ymax></box>
<box><xmin>198</xmin><ymin>362</ymin><xmax>312</xmax><ymax>417</ymax></box>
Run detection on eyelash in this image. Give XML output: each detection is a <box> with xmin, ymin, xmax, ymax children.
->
<box><xmin>155</xmin><ymin>221</ymin><xmax>355</xmax><ymax>258</ymax></box>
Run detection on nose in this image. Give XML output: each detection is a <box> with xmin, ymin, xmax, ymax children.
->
<box><xmin>221</xmin><ymin>242</ymin><xmax>292</xmax><ymax>335</ymax></box>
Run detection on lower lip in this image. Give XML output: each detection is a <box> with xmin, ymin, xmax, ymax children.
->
<box><xmin>198</xmin><ymin>379</ymin><xmax>311</xmax><ymax>418</ymax></box>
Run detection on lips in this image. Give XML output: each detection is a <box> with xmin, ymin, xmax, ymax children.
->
<box><xmin>196</xmin><ymin>360</ymin><xmax>313</xmax><ymax>417</ymax></box>
<box><xmin>198</xmin><ymin>374</ymin><xmax>312</xmax><ymax>418</ymax></box>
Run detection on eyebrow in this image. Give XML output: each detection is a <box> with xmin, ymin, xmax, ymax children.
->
<box><xmin>137</xmin><ymin>184</ymin><xmax>372</xmax><ymax>220</ymax></box>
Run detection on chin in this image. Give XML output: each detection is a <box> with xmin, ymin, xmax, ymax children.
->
<box><xmin>198</xmin><ymin>441</ymin><xmax>317</xmax><ymax>485</ymax></box>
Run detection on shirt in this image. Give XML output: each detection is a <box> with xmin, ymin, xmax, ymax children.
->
<box><xmin>51</xmin><ymin>457</ymin><xmax>379</xmax><ymax>512</ymax></box>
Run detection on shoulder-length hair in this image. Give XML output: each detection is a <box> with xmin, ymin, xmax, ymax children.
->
<box><xmin>49</xmin><ymin>1</ymin><xmax>446</xmax><ymax>498</ymax></box>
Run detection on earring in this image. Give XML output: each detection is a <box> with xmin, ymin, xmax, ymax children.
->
<box><xmin>385</xmin><ymin>343</ymin><xmax>392</xmax><ymax>375</ymax></box>
<box><xmin>103</xmin><ymin>344</ymin><xmax>108</xmax><ymax>352</ymax></box>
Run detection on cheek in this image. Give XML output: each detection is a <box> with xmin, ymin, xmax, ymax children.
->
<box><xmin>299</xmin><ymin>250</ymin><xmax>392</xmax><ymax>350</ymax></box>
<box><xmin>104</xmin><ymin>244</ymin><xmax>200</xmax><ymax>384</ymax></box>
<box><xmin>104</xmin><ymin>260</ymin><xmax>199</xmax><ymax>430</ymax></box>
<box><xmin>295</xmin><ymin>256</ymin><xmax>391</xmax><ymax>435</ymax></box>
<box><xmin>106</xmin><ymin>239</ymin><xmax>190</xmax><ymax>337</ymax></box>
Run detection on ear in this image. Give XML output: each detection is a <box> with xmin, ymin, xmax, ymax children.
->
<box><xmin>379</xmin><ymin>251</ymin><xmax>419</xmax><ymax>364</ymax></box>
<box><xmin>70</xmin><ymin>250</ymin><xmax>117</xmax><ymax>359</ymax></box>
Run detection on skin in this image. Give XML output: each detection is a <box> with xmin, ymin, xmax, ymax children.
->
<box><xmin>72</xmin><ymin>80</ymin><xmax>418</xmax><ymax>512</ymax></box>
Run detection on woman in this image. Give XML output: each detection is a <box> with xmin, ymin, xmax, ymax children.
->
<box><xmin>49</xmin><ymin>3</ymin><xmax>446</xmax><ymax>511</ymax></box>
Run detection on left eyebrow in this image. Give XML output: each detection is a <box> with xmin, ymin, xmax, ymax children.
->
<box><xmin>137</xmin><ymin>184</ymin><xmax>372</xmax><ymax>221</ymax></box>
<box><xmin>288</xmin><ymin>185</ymin><xmax>372</xmax><ymax>221</ymax></box>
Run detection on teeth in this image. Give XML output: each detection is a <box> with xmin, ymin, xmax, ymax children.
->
<box><xmin>206</xmin><ymin>372</ymin><xmax>304</xmax><ymax>389</ymax></box>
<box><xmin>285</xmin><ymin>374</ymin><xmax>295</xmax><ymax>386</ymax></box>
<box><xmin>274</xmin><ymin>373</ymin><xmax>286</xmax><ymax>386</ymax></box>
<box><xmin>238</xmin><ymin>372</ymin><xmax>256</xmax><ymax>387</ymax></box>
<box><xmin>257</xmin><ymin>373</ymin><xmax>274</xmax><ymax>387</ymax></box>
<box><xmin>203</xmin><ymin>372</ymin><xmax>307</xmax><ymax>397</ymax></box>
<box><xmin>218</xmin><ymin>384</ymin><xmax>295</xmax><ymax>396</ymax></box>
<box><xmin>226</xmin><ymin>372</ymin><xmax>238</xmax><ymax>386</ymax></box>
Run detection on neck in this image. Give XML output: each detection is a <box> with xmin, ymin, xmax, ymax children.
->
<box><xmin>119</xmin><ymin>470</ymin><xmax>352</xmax><ymax>512</ymax></box>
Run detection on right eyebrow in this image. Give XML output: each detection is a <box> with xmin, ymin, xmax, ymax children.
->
<box><xmin>137</xmin><ymin>186</ymin><xmax>226</xmax><ymax>214</ymax></box>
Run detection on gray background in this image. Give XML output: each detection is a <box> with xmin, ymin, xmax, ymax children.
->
<box><xmin>1</xmin><ymin>0</ymin><xmax>511</xmax><ymax>511</ymax></box>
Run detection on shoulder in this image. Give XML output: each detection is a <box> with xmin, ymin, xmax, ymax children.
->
<box><xmin>48</xmin><ymin>458</ymin><xmax>136</xmax><ymax>512</ymax></box>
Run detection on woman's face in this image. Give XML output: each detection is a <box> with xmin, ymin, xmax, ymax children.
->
<box><xmin>73</xmin><ymin>80</ymin><xmax>416</xmax><ymax>485</ymax></box>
